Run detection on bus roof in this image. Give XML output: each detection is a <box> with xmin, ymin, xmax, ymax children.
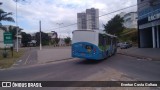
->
<box><xmin>72</xmin><ymin>29</ymin><xmax>117</xmax><ymax>38</ymax></box>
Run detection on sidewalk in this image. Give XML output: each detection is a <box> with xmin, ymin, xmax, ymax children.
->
<box><xmin>117</xmin><ymin>47</ymin><xmax>160</xmax><ymax>61</ymax></box>
<box><xmin>37</xmin><ymin>47</ymin><xmax>72</xmax><ymax>63</ymax></box>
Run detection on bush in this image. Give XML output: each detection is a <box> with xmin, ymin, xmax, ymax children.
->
<box><xmin>119</xmin><ymin>28</ymin><xmax>138</xmax><ymax>43</ymax></box>
<box><xmin>64</xmin><ymin>37</ymin><xmax>71</xmax><ymax>45</ymax></box>
<box><xmin>2</xmin><ymin>51</ymin><xmax>8</xmax><ymax>58</ymax></box>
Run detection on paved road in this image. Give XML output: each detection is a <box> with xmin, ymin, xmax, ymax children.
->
<box><xmin>0</xmin><ymin>54</ymin><xmax>160</xmax><ymax>81</ymax></box>
<box><xmin>0</xmin><ymin>54</ymin><xmax>160</xmax><ymax>90</ymax></box>
<box><xmin>107</xmin><ymin>54</ymin><xmax>160</xmax><ymax>81</ymax></box>
<box><xmin>12</xmin><ymin>47</ymin><xmax>38</xmax><ymax>68</ymax></box>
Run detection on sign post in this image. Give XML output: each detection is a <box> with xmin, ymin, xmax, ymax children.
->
<box><xmin>3</xmin><ymin>32</ymin><xmax>13</xmax><ymax>57</ymax></box>
<box><xmin>4</xmin><ymin>32</ymin><xmax>13</xmax><ymax>44</ymax></box>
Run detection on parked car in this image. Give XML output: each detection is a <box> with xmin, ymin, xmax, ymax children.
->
<box><xmin>117</xmin><ymin>42</ymin><xmax>123</xmax><ymax>47</ymax></box>
<box><xmin>128</xmin><ymin>42</ymin><xmax>132</xmax><ymax>48</ymax></box>
<box><xmin>120</xmin><ymin>42</ymin><xmax>132</xmax><ymax>49</ymax></box>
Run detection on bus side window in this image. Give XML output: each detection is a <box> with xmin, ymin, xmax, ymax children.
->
<box><xmin>99</xmin><ymin>34</ymin><xmax>103</xmax><ymax>46</ymax></box>
<box><xmin>106</xmin><ymin>36</ymin><xmax>109</xmax><ymax>45</ymax></box>
<box><xmin>102</xmin><ymin>35</ymin><xmax>107</xmax><ymax>46</ymax></box>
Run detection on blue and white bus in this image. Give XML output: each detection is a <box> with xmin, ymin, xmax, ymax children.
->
<box><xmin>72</xmin><ymin>30</ymin><xmax>117</xmax><ymax>60</ymax></box>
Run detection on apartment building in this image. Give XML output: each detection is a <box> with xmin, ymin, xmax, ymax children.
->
<box><xmin>77</xmin><ymin>8</ymin><xmax>99</xmax><ymax>30</ymax></box>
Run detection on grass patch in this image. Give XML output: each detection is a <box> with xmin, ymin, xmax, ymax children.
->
<box><xmin>0</xmin><ymin>49</ymin><xmax>25</xmax><ymax>69</ymax></box>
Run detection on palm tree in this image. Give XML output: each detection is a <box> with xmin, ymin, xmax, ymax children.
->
<box><xmin>8</xmin><ymin>26</ymin><xmax>22</xmax><ymax>40</ymax></box>
<box><xmin>0</xmin><ymin>2</ymin><xmax>15</xmax><ymax>25</ymax></box>
<box><xmin>0</xmin><ymin>11</ymin><xmax>15</xmax><ymax>24</ymax></box>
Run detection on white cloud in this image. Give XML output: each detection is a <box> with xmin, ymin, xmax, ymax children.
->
<box><xmin>0</xmin><ymin>0</ymin><xmax>137</xmax><ymax>37</ymax></box>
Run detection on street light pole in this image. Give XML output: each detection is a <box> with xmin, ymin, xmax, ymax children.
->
<box><xmin>16</xmin><ymin>0</ymin><xmax>19</xmax><ymax>52</ymax></box>
<box><xmin>39</xmin><ymin>21</ymin><xmax>42</xmax><ymax>50</ymax></box>
<box><xmin>56</xmin><ymin>23</ymin><xmax>63</xmax><ymax>38</ymax></box>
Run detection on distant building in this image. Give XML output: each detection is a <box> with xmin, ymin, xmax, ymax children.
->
<box><xmin>86</xmin><ymin>8</ymin><xmax>99</xmax><ymax>30</ymax></box>
<box><xmin>58</xmin><ymin>38</ymin><xmax>65</xmax><ymax>46</ymax></box>
<box><xmin>123</xmin><ymin>12</ymin><xmax>138</xmax><ymax>29</ymax></box>
<box><xmin>77</xmin><ymin>13</ymin><xmax>87</xmax><ymax>29</ymax></box>
<box><xmin>119</xmin><ymin>12</ymin><xmax>126</xmax><ymax>17</ymax></box>
<box><xmin>120</xmin><ymin>12</ymin><xmax>138</xmax><ymax>29</ymax></box>
<box><xmin>137</xmin><ymin>0</ymin><xmax>160</xmax><ymax>48</ymax></box>
<box><xmin>77</xmin><ymin>8</ymin><xmax>99</xmax><ymax>30</ymax></box>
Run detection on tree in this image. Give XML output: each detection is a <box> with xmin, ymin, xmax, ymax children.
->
<box><xmin>120</xmin><ymin>28</ymin><xmax>138</xmax><ymax>43</ymax></box>
<box><xmin>35</xmin><ymin>32</ymin><xmax>50</xmax><ymax>46</ymax></box>
<box><xmin>0</xmin><ymin>12</ymin><xmax>15</xmax><ymax>24</ymax></box>
<box><xmin>0</xmin><ymin>25</ymin><xmax>7</xmax><ymax>31</ymax></box>
<box><xmin>0</xmin><ymin>25</ymin><xmax>19</xmax><ymax>39</ymax></box>
<box><xmin>64</xmin><ymin>37</ymin><xmax>71</xmax><ymax>45</ymax></box>
<box><xmin>52</xmin><ymin>31</ymin><xmax>60</xmax><ymax>45</ymax></box>
<box><xmin>52</xmin><ymin>38</ymin><xmax>60</xmax><ymax>45</ymax></box>
<box><xmin>8</xmin><ymin>26</ymin><xmax>19</xmax><ymax>40</ymax></box>
<box><xmin>104</xmin><ymin>15</ymin><xmax>124</xmax><ymax>36</ymax></box>
<box><xmin>21</xmin><ymin>32</ymin><xmax>31</xmax><ymax>47</ymax></box>
<box><xmin>0</xmin><ymin>3</ymin><xmax>15</xmax><ymax>25</ymax></box>
<box><xmin>55</xmin><ymin>38</ymin><xmax>60</xmax><ymax>44</ymax></box>
<box><xmin>0</xmin><ymin>2</ymin><xmax>15</xmax><ymax>28</ymax></box>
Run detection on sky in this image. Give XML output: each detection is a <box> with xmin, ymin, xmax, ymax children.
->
<box><xmin>0</xmin><ymin>0</ymin><xmax>137</xmax><ymax>38</ymax></box>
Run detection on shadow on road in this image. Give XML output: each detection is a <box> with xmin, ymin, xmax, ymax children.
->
<box><xmin>75</xmin><ymin>59</ymin><xmax>106</xmax><ymax>65</ymax></box>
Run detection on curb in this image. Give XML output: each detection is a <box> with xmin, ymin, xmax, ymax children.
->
<box><xmin>40</xmin><ymin>57</ymin><xmax>74</xmax><ymax>64</ymax></box>
<box><xmin>116</xmin><ymin>52</ymin><xmax>159</xmax><ymax>61</ymax></box>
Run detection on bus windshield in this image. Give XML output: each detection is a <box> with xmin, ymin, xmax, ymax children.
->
<box><xmin>72</xmin><ymin>30</ymin><xmax>98</xmax><ymax>45</ymax></box>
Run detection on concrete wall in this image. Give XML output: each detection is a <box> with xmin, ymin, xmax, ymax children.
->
<box><xmin>0</xmin><ymin>29</ymin><xmax>5</xmax><ymax>48</ymax></box>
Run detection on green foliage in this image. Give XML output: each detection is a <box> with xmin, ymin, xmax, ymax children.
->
<box><xmin>0</xmin><ymin>26</ymin><xmax>19</xmax><ymax>40</ymax></box>
<box><xmin>104</xmin><ymin>15</ymin><xmax>124</xmax><ymax>36</ymax></box>
<box><xmin>0</xmin><ymin>25</ymin><xmax>7</xmax><ymax>31</ymax></box>
<box><xmin>8</xmin><ymin>26</ymin><xmax>19</xmax><ymax>40</ymax></box>
<box><xmin>21</xmin><ymin>32</ymin><xmax>31</xmax><ymax>47</ymax></box>
<box><xmin>0</xmin><ymin>49</ymin><xmax>25</xmax><ymax>68</ymax></box>
<box><xmin>64</xmin><ymin>37</ymin><xmax>71</xmax><ymax>44</ymax></box>
<box><xmin>35</xmin><ymin>32</ymin><xmax>50</xmax><ymax>46</ymax></box>
<box><xmin>119</xmin><ymin>28</ymin><xmax>138</xmax><ymax>43</ymax></box>
<box><xmin>0</xmin><ymin>3</ymin><xmax>15</xmax><ymax>25</ymax></box>
<box><xmin>98</xmin><ymin>45</ymin><xmax>110</xmax><ymax>51</ymax></box>
<box><xmin>54</xmin><ymin>38</ymin><xmax>60</xmax><ymax>44</ymax></box>
<box><xmin>2</xmin><ymin>51</ymin><xmax>8</xmax><ymax>58</ymax></box>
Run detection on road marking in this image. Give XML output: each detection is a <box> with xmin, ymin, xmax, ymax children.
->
<box><xmin>13</xmin><ymin>64</ymin><xmax>18</xmax><ymax>66</ymax></box>
<box><xmin>18</xmin><ymin>60</ymin><xmax>22</xmax><ymax>62</ymax></box>
<box><xmin>137</xmin><ymin>58</ymin><xmax>152</xmax><ymax>61</ymax></box>
<box><xmin>111</xmin><ymin>79</ymin><xmax>117</xmax><ymax>81</ymax></box>
<box><xmin>44</xmin><ymin>58</ymin><xmax>74</xmax><ymax>64</ymax></box>
<box><xmin>25</xmin><ymin>54</ymin><xmax>31</xmax><ymax>65</ymax></box>
<box><xmin>38</xmin><ymin>58</ymin><xmax>76</xmax><ymax>65</ymax></box>
<box><xmin>96</xmin><ymin>88</ymin><xmax>101</xmax><ymax>90</ymax></box>
<box><xmin>137</xmin><ymin>59</ymin><xmax>143</xmax><ymax>61</ymax></box>
<box><xmin>146</xmin><ymin>58</ymin><xmax>152</xmax><ymax>61</ymax></box>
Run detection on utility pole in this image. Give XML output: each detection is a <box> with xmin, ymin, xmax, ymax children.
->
<box><xmin>56</xmin><ymin>23</ymin><xmax>63</xmax><ymax>41</ymax></box>
<box><xmin>56</xmin><ymin>23</ymin><xmax>63</xmax><ymax>32</ymax></box>
<box><xmin>16</xmin><ymin>0</ymin><xmax>19</xmax><ymax>52</ymax></box>
<box><xmin>39</xmin><ymin>21</ymin><xmax>42</xmax><ymax>50</ymax></box>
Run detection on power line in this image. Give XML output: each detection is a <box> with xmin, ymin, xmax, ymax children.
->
<box><xmin>55</xmin><ymin>0</ymin><xmax>151</xmax><ymax>31</ymax></box>
<box><xmin>46</xmin><ymin>4</ymin><xmax>138</xmax><ymax>31</ymax></box>
<box><xmin>99</xmin><ymin>5</ymin><xmax>137</xmax><ymax>17</ymax></box>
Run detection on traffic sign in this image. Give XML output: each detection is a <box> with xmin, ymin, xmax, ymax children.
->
<box><xmin>3</xmin><ymin>32</ymin><xmax>13</xmax><ymax>44</ymax></box>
